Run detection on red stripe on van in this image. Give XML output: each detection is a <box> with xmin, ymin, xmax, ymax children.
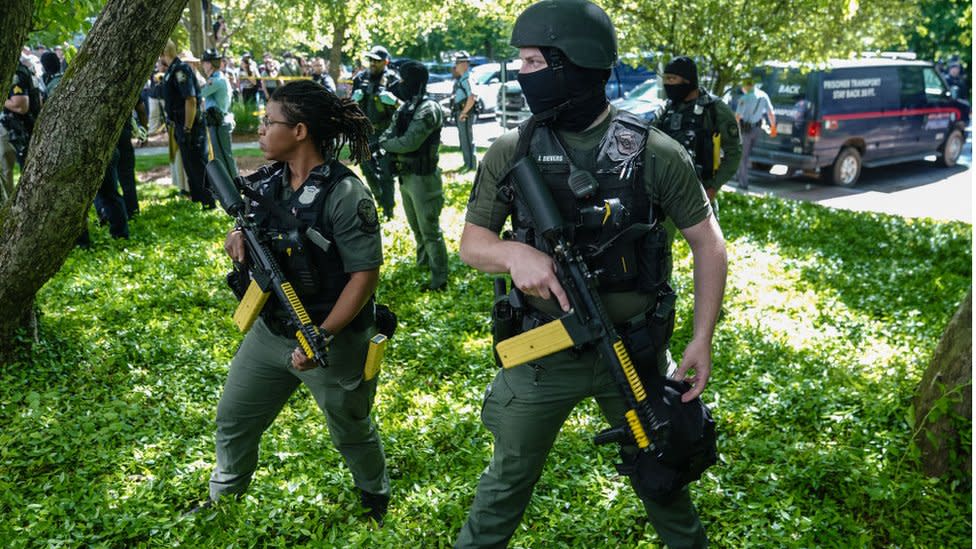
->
<box><xmin>823</xmin><ymin>107</ymin><xmax>961</xmax><ymax>121</ymax></box>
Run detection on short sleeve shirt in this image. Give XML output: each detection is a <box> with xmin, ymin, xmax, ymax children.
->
<box><xmin>453</xmin><ymin>70</ymin><xmax>473</xmax><ymax>105</ymax></box>
<box><xmin>200</xmin><ymin>70</ymin><xmax>231</xmax><ymax>113</ymax></box>
<box><xmin>735</xmin><ymin>89</ymin><xmax>774</xmax><ymax>125</ymax></box>
<box><xmin>275</xmin><ymin>166</ymin><xmax>383</xmax><ymax>273</ymax></box>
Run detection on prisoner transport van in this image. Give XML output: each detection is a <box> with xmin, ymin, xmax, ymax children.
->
<box><xmin>750</xmin><ymin>58</ymin><xmax>970</xmax><ymax>186</ymax></box>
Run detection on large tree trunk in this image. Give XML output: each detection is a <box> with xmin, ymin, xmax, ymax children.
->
<box><xmin>0</xmin><ymin>1</ymin><xmax>35</xmax><ymax>205</ymax></box>
<box><xmin>913</xmin><ymin>289</ymin><xmax>972</xmax><ymax>484</ymax></box>
<box><xmin>0</xmin><ymin>0</ymin><xmax>188</xmax><ymax>363</ymax></box>
<box><xmin>188</xmin><ymin>0</ymin><xmax>206</xmax><ymax>56</ymax></box>
<box><xmin>328</xmin><ymin>13</ymin><xmax>348</xmax><ymax>84</ymax></box>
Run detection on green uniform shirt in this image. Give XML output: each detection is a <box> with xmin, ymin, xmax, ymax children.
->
<box><xmin>378</xmin><ymin>98</ymin><xmax>443</xmax><ymax>156</ymax></box>
<box><xmin>653</xmin><ymin>93</ymin><xmax>742</xmax><ymax>190</ymax></box>
<box><xmin>275</xmin><ymin>166</ymin><xmax>383</xmax><ymax>273</ymax></box>
<box><xmin>466</xmin><ymin>106</ymin><xmax>711</xmax><ymax>322</ymax></box>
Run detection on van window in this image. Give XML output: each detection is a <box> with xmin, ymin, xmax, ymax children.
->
<box><xmin>763</xmin><ymin>67</ymin><xmax>808</xmax><ymax>105</ymax></box>
<box><xmin>897</xmin><ymin>66</ymin><xmax>926</xmax><ymax>108</ymax></box>
<box><xmin>820</xmin><ymin>67</ymin><xmax>900</xmax><ymax>114</ymax></box>
<box><xmin>922</xmin><ymin>67</ymin><xmax>947</xmax><ymax>101</ymax></box>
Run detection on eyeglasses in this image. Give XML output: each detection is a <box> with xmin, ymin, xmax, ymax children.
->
<box><xmin>260</xmin><ymin>115</ymin><xmax>296</xmax><ymax>128</ymax></box>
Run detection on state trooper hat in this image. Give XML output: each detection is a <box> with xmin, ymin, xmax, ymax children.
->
<box><xmin>454</xmin><ymin>51</ymin><xmax>470</xmax><ymax>63</ymax></box>
<box><xmin>202</xmin><ymin>49</ymin><xmax>221</xmax><ymax>63</ymax></box>
<box><xmin>365</xmin><ymin>46</ymin><xmax>390</xmax><ymax>61</ymax></box>
<box><xmin>510</xmin><ymin>0</ymin><xmax>617</xmax><ymax>70</ymax></box>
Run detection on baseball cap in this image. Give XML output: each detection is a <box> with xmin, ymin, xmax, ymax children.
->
<box><xmin>365</xmin><ymin>46</ymin><xmax>390</xmax><ymax>61</ymax></box>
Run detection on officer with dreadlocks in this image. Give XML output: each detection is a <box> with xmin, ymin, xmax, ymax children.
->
<box><xmin>378</xmin><ymin>60</ymin><xmax>449</xmax><ymax>291</ymax></box>
<box><xmin>654</xmin><ymin>56</ymin><xmax>741</xmax><ymax>219</ymax></box>
<box><xmin>454</xmin><ymin>1</ymin><xmax>727</xmax><ymax>547</ymax></box>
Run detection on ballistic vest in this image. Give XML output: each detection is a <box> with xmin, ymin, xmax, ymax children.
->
<box><xmin>246</xmin><ymin>161</ymin><xmax>353</xmax><ymax>324</ymax></box>
<box><xmin>392</xmin><ymin>97</ymin><xmax>442</xmax><ymax>175</ymax></box>
<box><xmin>657</xmin><ymin>90</ymin><xmax>718</xmax><ymax>181</ymax></box>
<box><xmin>507</xmin><ymin>110</ymin><xmax>656</xmax><ymax>292</ymax></box>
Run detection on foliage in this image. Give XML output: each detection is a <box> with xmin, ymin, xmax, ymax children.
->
<box><xmin>0</xmin><ymin>143</ymin><xmax>970</xmax><ymax>546</ymax></box>
<box><xmin>903</xmin><ymin>0</ymin><xmax>972</xmax><ymax>69</ymax></box>
<box><xmin>29</xmin><ymin>0</ymin><xmax>102</xmax><ymax>48</ymax></box>
<box><xmin>607</xmin><ymin>0</ymin><xmax>920</xmax><ymax>95</ymax></box>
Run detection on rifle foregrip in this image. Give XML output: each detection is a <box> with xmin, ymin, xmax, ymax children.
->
<box><xmin>280</xmin><ymin>282</ymin><xmax>313</xmax><ymax>325</ymax></box>
<box><xmin>613</xmin><ymin>340</ymin><xmax>647</xmax><ymax>403</ymax></box>
<box><xmin>625</xmin><ymin>410</ymin><xmax>651</xmax><ymax>449</ymax></box>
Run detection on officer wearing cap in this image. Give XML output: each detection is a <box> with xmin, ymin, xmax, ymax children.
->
<box><xmin>201</xmin><ymin>48</ymin><xmax>238</xmax><ymax>178</ymax></box>
<box><xmin>378</xmin><ymin>60</ymin><xmax>449</xmax><ymax>291</ymax></box>
<box><xmin>455</xmin><ymin>1</ymin><xmax>727</xmax><ymax>547</ymax></box>
<box><xmin>351</xmin><ymin>45</ymin><xmax>400</xmax><ymax>219</ymax></box>
<box><xmin>655</xmin><ymin>56</ymin><xmax>741</xmax><ymax>219</ymax></box>
<box><xmin>160</xmin><ymin>41</ymin><xmax>215</xmax><ymax>209</ymax></box>
<box><xmin>452</xmin><ymin>51</ymin><xmax>478</xmax><ymax>171</ymax></box>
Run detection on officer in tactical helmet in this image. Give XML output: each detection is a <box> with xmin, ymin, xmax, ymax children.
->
<box><xmin>378</xmin><ymin>61</ymin><xmax>450</xmax><ymax>291</ymax></box>
<box><xmin>455</xmin><ymin>1</ymin><xmax>727</xmax><ymax>547</ymax></box>
<box><xmin>654</xmin><ymin>56</ymin><xmax>741</xmax><ymax>219</ymax></box>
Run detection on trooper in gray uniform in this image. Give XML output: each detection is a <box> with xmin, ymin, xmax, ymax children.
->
<box><xmin>454</xmin><ymin>1</ymin><xmax>727</xmax><ymax>547</ymax></box>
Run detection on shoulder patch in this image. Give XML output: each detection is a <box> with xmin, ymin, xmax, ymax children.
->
<box><xmin>357</xmin><ymin>198</ymin><xmax>380</xmax><ymax>233</ymax></box>
<box><xmin>727</xmin><ymin>124</ymin><xmax>739</xmax><ymax>139</ymax></box>
<box><xmin>176</xmin><ymin>70</ymin><xmax>187</xmax><ymax>83</ymax></box>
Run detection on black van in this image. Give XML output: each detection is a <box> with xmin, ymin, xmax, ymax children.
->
<box><xmin>750</xmin><ymin>58</ymin><xmax>970</xmax><ymax>186</ymax></box>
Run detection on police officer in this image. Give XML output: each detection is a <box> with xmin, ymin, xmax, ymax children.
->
<box><xmin>452</xmin><ymin>51</ymin><xmax>478</xmax><ymax>171</ymax></box>
<box><xmin>351</xmin><ymin>45</ymin><xmax>400</xmax><ymax>219</ymax></box>
<box><xmin>201</xmin><ymin>49</ymin><xmax>239</xmax><ymax>179</ymax></box>
<box><xmin>1</xmin><ymin>57</ymin><xmax>38</xmax><ymax>201</ymax></box>
<box><xmin>160</xmin><ymin>41</ymin><xmax>215</xmax><ymax>209</ymax></box>
<box><xmin>200</xmin><ymin>81</ymin><xmax>391</xmax><ymax>524</ymax></box>
<box><xmin>455</xmin><ymin>1</ymin><xmax>728</xmax><ymax>547</ymax></box>
<box><xmin>379</xmin><ymin>60</ymin><xmax>449</xmax><ymax>291</ymax></box>
<box><xmin>654</xmin><ymin>56</ymin><xmax>741</xmax><ymax>218</ymax></box>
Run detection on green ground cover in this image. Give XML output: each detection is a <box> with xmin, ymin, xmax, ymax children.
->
<box><xmin>1</xmin><ymin>150</ymin><xmax>970</xmax><ymax>547</ymax></box>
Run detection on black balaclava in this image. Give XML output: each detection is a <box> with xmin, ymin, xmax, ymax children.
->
<box><xmin>392</xmin><ymin>60</ymin><xmax>427</xmax><ymax>103</ymax></box>
<box><xmin>517</xmin><ymin>47</ymin><xmax>610</xmax><ymax>132</ymax></box>
<box><xmin>40</xmin><ymin>51</ymin><xmax>61</xmax><ymax>77</ymax></box>
<box><xmin>663</xmin><ymin>56</ymin><xmax>698</xmax><ymax>103</ymax></box>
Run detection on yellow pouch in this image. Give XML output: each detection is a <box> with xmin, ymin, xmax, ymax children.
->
<box><xmin>364</xmin><ymin>333</ymin><xmax>388</xmax><ymax>381</ymax></box>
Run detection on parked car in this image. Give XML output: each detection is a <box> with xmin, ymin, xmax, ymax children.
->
<box><xmin>497</xmin><ymin>57</ymin><xmax>656</xmax><ymax>128</ymax></box>
<box><xmin>426</xmin><ymin>60</ymin><xmax>522</xmax><ymax>122</ymax></box>
<box><xmin>750</xmin><ymin>57</ymin><xmax>970</xmax><ymax>186</ymax></box>
<box><xmin>610</xmin><ymin>78</ymin><xmax>666</xmax><ymax>122</ymax></box>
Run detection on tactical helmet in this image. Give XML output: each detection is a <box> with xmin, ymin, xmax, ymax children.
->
<box><xmin>510</xmin><ymin>0</ymin><xmax>617</xmax><ymax>70</ymax></box>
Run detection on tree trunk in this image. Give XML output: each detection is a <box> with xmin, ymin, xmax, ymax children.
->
<box><xmin>188</xmin><ymin>0</ymin><xmax>205</xmax><ymax>56</ymax></box>
<box><xmin>0</xmin><ymin>0</ymin><xmax>188</xmax><ymax>364</ymax></box>
<box><xmin>913</xmin><ymin>289</ymin><xmax>972</xmax><ymax>484</ymax></box>
<box><xmin>328</xmin><ymin>14</ymin><xmax>348</xmax><ymax>84</ymax></box>
<box><xmin>0</xmin><ymin>1</ymin><xmax>35</xmax><ymax>205</ymax></box>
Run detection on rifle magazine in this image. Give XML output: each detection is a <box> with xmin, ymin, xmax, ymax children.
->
<box><xmin>233</xmin><ymin>279</ymin><xmax>270</xmax><ymax>332</ymax></box>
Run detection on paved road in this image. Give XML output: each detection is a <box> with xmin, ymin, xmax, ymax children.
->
<box><xmin>142</xmin><ymin>119</ymin><xmax>972</xmax><ymax>223</ymax></box>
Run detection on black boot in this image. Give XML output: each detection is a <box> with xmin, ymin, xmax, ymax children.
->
<box><xmin>359</xmin><ymin>489</ymin><xmax>390</xmax><ymax>526</ymax></box>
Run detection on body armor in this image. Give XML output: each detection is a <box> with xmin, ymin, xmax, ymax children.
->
<box><xmin>507</xmin><ymin>110</ymin><xmax>663</xmax><ymax>293</ymax></box>
<box><xmin>657</xmin><ymin>91</ymin><xmax>718</xmax><ymax>181</ymax></box>
<box><xmin>246</xmin><ymin>161</ymin><xmax>354</xmax><ymax>324</ymax></box>
<box><xmin>392</xmin><ymin>97</ymin><xmax>442</xmax><ymax>175</ymax></box>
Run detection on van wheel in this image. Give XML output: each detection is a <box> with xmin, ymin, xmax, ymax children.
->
<box><xmin>939</xmin><ymin>129</ymin><xmax>964</xmax><ymax>167</ymax></box>
<box><xmin>828</xmin><ymin>147</ymin><xmax>861</xmax><ymax>186</ymax></box>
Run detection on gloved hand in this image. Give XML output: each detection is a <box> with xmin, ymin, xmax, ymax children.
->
<box><xmin>378</xmin><ymin>91</ymin><xmax>397</xmax><ymax>106</ymax></box>
<box><xmin>351</xmin><ymin>89</ymin><xmax>364</xmax><ymax>102</ymax></box>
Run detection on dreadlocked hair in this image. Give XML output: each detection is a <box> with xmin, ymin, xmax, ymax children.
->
<box><xmin>270</xmin><ymin>80</ymin><xmax>373</xmax><ymax>164</ymax></box>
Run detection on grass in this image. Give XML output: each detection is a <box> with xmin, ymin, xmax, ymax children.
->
<box><xmin>0</xmin><ymin>148</ymin><xmax>971</xmax><ymax>547</ymax></box>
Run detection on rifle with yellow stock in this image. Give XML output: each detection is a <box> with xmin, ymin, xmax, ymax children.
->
<box><xmin>206</xmin><ymin>160</ymin><xmax>332</xmax><ymax>368</ymax></box>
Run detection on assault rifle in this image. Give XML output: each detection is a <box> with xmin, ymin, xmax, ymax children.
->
<box><xmin>206</xmin><ymin>160</ymin><xmax>332</xmax><ymax>368</ymax></box>
<box><xmin>494</xmin><ymin>157</ymin><xmax>672</xmax><ymax>457</ymax></box>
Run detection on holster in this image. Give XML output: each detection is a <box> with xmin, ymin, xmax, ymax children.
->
<box><xmin>491</xmin><ymin>278</ymin><xmax>523</xmax><ymax>367</ymax></box>
<box><xmin>205</xmin><ymin>107</ymin><xmax>224</xmax><ymax>127</ymax></box>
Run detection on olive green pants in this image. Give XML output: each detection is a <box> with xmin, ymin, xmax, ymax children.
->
<box><xmin>209</xmin><ymin>317</ymin><xmax>389</xmax><ymax>500</ymax></box>
<box><xmin>399</xmin><ymin>171</ymin><xmax>449</xmax><ymax>288</ymax></box>
<box><xmin>455</xmin><ymin>347</ymin><xmax>707</xmax><ymax>549</ymax></box>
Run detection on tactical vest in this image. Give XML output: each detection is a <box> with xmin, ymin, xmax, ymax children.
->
<box><xmin>393</xmin><ymin>98</ymin><xmax>441</xmax><ymax>175</ymax></box>
<box><xmin>353</xmin><ymin>70</ymin><xmax>397</xmax><ymax>129</ymax></box>
<box><xmin>507</xmin><ymin>110</ymin><xmax>659</xmax><ymax>292</ymax></box>
<box><xmin>657</xmin><ymin>91</ymin><xmax>718</xmax><ymax>181</ymax></box>
<box><xmin>247</xmin><ymin>160</ymin><xmax>354</xmax><ymax>324</ymax></box>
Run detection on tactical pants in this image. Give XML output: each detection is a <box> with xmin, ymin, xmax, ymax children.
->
<box><xmin>736</xmin><ymin>126</ymin><xmax>762</xmax><ymax>189</ymax></box>
<box><xmin>210</xmin><ymin>317</ymin><xmax>389</xmax><ymax>500</ymax></box>
<box><xmin>117</xmin><ymin>122</ymin><xmax>139</xmax><ymax>217</ymax></box>
<box><xmin>176</xmin><ymin>124</ymin><xmax>215</xmax><ymax>207</ymax></box>
<box><xmin>0</xmin><ymin>125</ymin><xmax>16</xmax><ymax>202</ymax></box>
<box><xmin>457</xmin><ymin>114</ymin><xmax>477</xmax><ymax>170</ymax></box>
<box><xmin>455</xmin><ymin>347</ymin><xmax>707</xmax><ymax>549</ymax></box>
<box><xmin>93</xmin><ymin>148</ymin><xmax>129</xmax><ymax>239</ymax></box>
<box><xmin>399</xmin><ymin>171</ymin><xmax>449</xmax><ymax>288</ymax></box>
<box><xmin>363</xmin><ymin>154</ymin><xmax>396</xmax><ymax>219</ymax></box>
<box><xmin>208</xmin><ymin>122</ymin><xmax>238</xmax><ymax>179</ymax></box>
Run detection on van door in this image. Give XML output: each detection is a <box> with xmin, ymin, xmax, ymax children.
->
<box><xmin>759</xmin><ymin>67</ymin><xmax>813</xmax><ymax>156</ymax></box>
<box><xmin>895</xmin><ymin>66</ymin><xmax>929</xmax><ymax>154</ymax></box>
<box><xmin>820</xmin><ymin>67</ymin><xmax>905</xmax><ymax>160</ymax></box>
<box><xmin>918</xmin><ymin>66</ymin><xmax>960</xmax><ymax>153</ymax></box>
